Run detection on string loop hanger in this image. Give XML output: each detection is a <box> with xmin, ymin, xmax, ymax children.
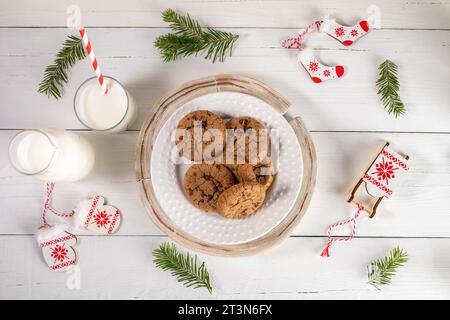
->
<box><xmin>39</xmin><ymin>182</ymin><xmax>75</xmax><ymax>229</ymax></box>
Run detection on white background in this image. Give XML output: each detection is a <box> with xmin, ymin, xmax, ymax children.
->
<box><xmin>0</xmin><ymin>0</ymin><xmax>449</xmax><ymax>299</ymax></box>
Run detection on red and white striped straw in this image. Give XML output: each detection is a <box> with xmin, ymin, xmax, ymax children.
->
<box><xmin>79</xmin><ymin>27</ymin><xmax>108</xmax><ymax>94</ymax></box>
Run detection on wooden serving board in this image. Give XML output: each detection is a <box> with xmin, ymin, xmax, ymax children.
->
<box><xmin>135</xmin><ymin>74</ymin><xmax>317</xmax><ymax>256</ymax></box>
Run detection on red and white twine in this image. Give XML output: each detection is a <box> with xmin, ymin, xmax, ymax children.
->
<box><xmin>320</xmin><ymin>203</ymin><xmax>365</xmax><ymax>257</ymax></box>
<box><xmin>79</xmin><ymin>27</ymin><xmax>108</xmax><ymax>94</ymax></box>
<box><xmin>281</xmin><ymin>20</ymin><xmax>322</xmax><ymax>49</ymax></box>
<box><xmin>39</xmin><ymin>182</ymin><xmax>74</xmax><ymax>229</ymax></box>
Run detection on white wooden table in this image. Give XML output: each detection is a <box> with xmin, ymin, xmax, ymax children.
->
<box><xmin>1</xmin><ymin>0</ymin><xmax>449</xmax><ymax>300</ymax></box>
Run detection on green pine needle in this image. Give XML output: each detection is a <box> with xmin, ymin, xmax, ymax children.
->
<box><xmin>376</xmin><ymin>60</ymin><xmax>406</xmax><ymax>117</ymax></box>
<box><xmin>38</xmin><ymin>35</ymin><xmax>86</xmax><ymax>99</ymax></box>
<box><xmin>155</xmin><ymin>8</ymin><xmax>239</xmax><ymax>63</ymax></box>
<box><xmin>153</xmin><ymin>242</ymin><xmax>213</xmax><ymax>294</ymax></box>
<box><xmin>367</xmin><ymin>246</ymin><xmax>408</xmax><ymax>289</ymax></box>
<box><xmin>162</xmin><ymin>8</ymin><xmax>203</xmax><ymax>39</ymax></box>
<box><xmin>154</xmin><ymin>33</ymin><xmax>205</xmax><ymax>62</ymax></box>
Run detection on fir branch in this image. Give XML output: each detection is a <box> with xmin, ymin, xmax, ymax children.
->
<box><xmin>153</xmin><ymin>242</ymin><xmax>212</xmax><ymax>294</ymax></box>
<box><xmin>162</xmin><ymin>8</ymin><xmax>203</xmax><ymax>39</ymax></box>
<box><xmin>376</xmin><ymin>59</ymin><xmax>406</xmax><ymax>117</ymax></box>
<box><xmin>154</xmin><ymin>33</ymin><xmax>205</xmax><ymax>62</ymax></box>
<box><xmin>155</xmin><ymin>9</ymin><xmax>239</xmax><ymax>63</ymax></box>
<box><xmin>203</xmin><ymin>27</ymin><xmax>239</xmax><ymax>63</ymax></box>
<box><xmin>38</xmin><ymin>35</ymin><xmax>86</xmax><ymax>99</ymax></box>
<box><xmin>367</xmin><ymin>246</ymin><xmax>408</xmax><ymax>289</ymax></box>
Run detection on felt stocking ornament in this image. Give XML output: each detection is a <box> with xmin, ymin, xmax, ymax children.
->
<box><xmin>322</xmin><ymin>18</ymin><xmax>370</xmax><ymax>46</ymax></box>
<box><xmin>298</xmin><ymin>48</ymin><xmax>344</xmax><ymax>83</ymax></box>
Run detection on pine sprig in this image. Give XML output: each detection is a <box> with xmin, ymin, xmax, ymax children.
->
<box><xmin>38</xmin><ymin>35</ymin><xmax>86</xmax><ymax>99</ymax></box>
<box><xmin>367</xmin><ymin>246</ymin><xmax>408</xmax><ymax>289</ymax></box>
<box><xmin>162</xmin><ymin>8</ymin><xmax>203</xmax><ymax>39</ymax></box>
<box><xmin>155</xmin><ymin>9</ymin><xmax>239</xmax><ymax>63</ymax></box>
<box><xmin>203</xmin><ymin>27</ymin><xmax>239</xmax><ymax>63</ymax></box>
<box><xmin>376</xmin><ymin>60</ymin><xmax>406</xmax><ymax>117</ymax></box>
<box><xmin>154</xmin><ymin>33</ymin><xmax>205</xmax><ymax>62</ymax></box>
<box><xmin>153</xmin><ymin>242</ymin><xmax>212</xmax><ymax>294</ymax></box>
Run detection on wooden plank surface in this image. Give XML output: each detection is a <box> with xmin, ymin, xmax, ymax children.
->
<box><xmin>1</xmin><ymin>0</ymin><xmax>449</xmax><ymax>300</ymax></box>
<box><xmin>1</xmin><ymin>130</ymin><xmax>448</xmax><ymax>238</ymax></box>
<box><xmin>1</xmin><ymin>0</ymin><xmax>450</xmax><ymax>29</ymax></box>
<box><xmin>1</xmin><ymin>236</ymin><xmax>449</xmax><ymax>299</ymax></box>
<box><xmin>1</xmin><ymin>28</ymin><xmax>449</xmax><ymax>132</ymax></box>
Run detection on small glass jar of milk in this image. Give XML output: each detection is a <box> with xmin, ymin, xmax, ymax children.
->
<box><xmin>9</xmin><ymin>128</ymin><xmax>95</xmax><ymax>182</ymax></box>
<box><xmin>74</xmin><ymin>76</ymin><xmax>137</xmax><ymax>132</ymax></box>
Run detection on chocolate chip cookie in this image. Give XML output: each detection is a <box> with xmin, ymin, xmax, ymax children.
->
<box><xmin>183</xmin><ymin>164</ymin><xmax>235</xmax><ymax>212</ymax></box>
<box><xmin>224</xmin><ymin>116</ymin><xmax>270</xmax><ymax>167</ymax></box>
<box><xmin>176</xmin><ymin>110</ymin><xmax>226</xmax><ymax>161</ymax></box>
<box><xmin>216</xmin><ymin>183</ymin><xmax>266</xmax><ymax>219</ymax></box>
<box><xmin>235</xmin><ymin>162</ymin><xmax>275</xmax><ymax>191</ymax></box>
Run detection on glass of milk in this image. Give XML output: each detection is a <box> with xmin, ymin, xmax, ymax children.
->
<box><xmin>8</xmin><ymin>128</ymin><xmax>95</xmax><ymax>182</ymax></box>
<box><xmin>74</xmin><ymin>76</ymin><xmax>137</xmax><ymax>132</ymax></box>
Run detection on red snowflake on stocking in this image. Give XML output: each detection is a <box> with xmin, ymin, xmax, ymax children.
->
<box><xmin>92</xmin><ymin>210</ymin><xmax>111</xmax><ymax>228</ymax></box>
<box><xmin>335</xmin><ymin>27</ymin><xmax>345</xmax><ymax>37</ymax></box>
<box><xmin>371</xmin><ymin>157</ymin><xmax>398</xmax><ymax>185</ymax></box>
<box><xmin>351</xmin><ymin>29</ymin><xmax>358</xmax><ymax>37</ymax></box>
<box><xmin>308</xmin><ymin>61</ymin><xmax>319</xmax><ymax>72</ymax></box>
<box><xmin>50</xmin><ymin>244</ymin><xmax>69</xmax><ymax>262</ymax></box>
<box><xmin>323</xmin><ymin>69</ymin><xmax>331</xmax><ymax>77</ymax></box>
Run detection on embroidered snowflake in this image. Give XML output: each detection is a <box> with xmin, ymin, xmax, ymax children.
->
<box><xmin>308</xmin><ymin>61</ymin><xmax>319</xmax><ymax>72</ymax></box>
<box><xmin>50</xmin><ymin>244</ymin><xmax>69</xmax><ymax>262</ymax></box>
<box><xmin>371</xmin><ymin>157</ymin><xmax>398</xmax><ymax>185</ymax></box>
<box><xmin>93</xmin><ymin>210</ymin><xmax>111</xmax><ymax>228</ymax></box>
<box><xmin>351</xmin><ymin>29</ymin><xmax>358</xmax><ymax>37</ymax></box>
<box><xmin>335</xmin><ymin>27</ymin><xmax>345</xmax><ymax>37</ymax></box>
<box><xmin>323</xmin><ymin>69</ymin><xmax>331</xmax><ymax>77</ymax></box>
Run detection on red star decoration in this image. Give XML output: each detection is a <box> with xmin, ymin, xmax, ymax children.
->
<box><xmin>309</xmin><ymin>61</ymin><xmax>319</xmax><ymax>72</ymax></box>
<box><xmin>351</xmin><ymin>29</ymin><xmax>358</xmax><ymax>37</ymax></box>
<box><xmin>50</xmin><ymin>244</ymin><xmax>69</xmax><ymax>262</ymax></box>
<box><xmin>92</xmin><ymin>210</ymin><xmax>111</xmax><ymax>228</ymax></box>
<box><xmin>371</xmin><ymin>157</ymin><xmax>398</xmax><ymax>185</ymax></box>
<box><xmin>323</xmin><ymin>69</ymin><xmax>331</xmax><ymax>77</ymax></box>
<box><xmin>335</xmin><ymin>27</ymin><xmax>345</xmax><ymax>37</ymax></box>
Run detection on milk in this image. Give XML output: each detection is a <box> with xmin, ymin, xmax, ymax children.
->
<box><xmin>74</xmin><ymin>77</ymin><xmax>136</xmax><ymax>132</ymax></box>
<box><xmin>9</xmin><ymin>129</ymin><xmax>95</xmax><ymax>182</ymax></box>
<box><xmin>15</xmin><ymin>131</ymin><xmax>54</xmax><ymax>174</ymax></box>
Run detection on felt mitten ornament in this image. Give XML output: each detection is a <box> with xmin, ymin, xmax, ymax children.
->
<box><xmin>298</xmin><ymin>48</ymin><xmax>344</xmax><ymax>83</ymax></box>
<box><xmin>73</xmin><ymin>195</ymin><xmax>121</xmax><ymax>235</ymax></box>
<box><xmin>37</xmin><ymin>224</ymin><xmax>77</xmax><ymax>272</ymax></box>
<box><xmin>36</xmin><ymin>183</ymin><xmax>79</xmax><ymax>272</ymax></box>
<box><xmin>322</xmin><ymin>17</ymin><xmax>370</xmax><ymax>46</ymax></box>
<box><xmin>36</xmin><ymin>183</ymin><xmax>123</xmax><ymax>271</ymax></box>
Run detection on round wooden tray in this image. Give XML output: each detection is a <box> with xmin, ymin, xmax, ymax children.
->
<box><xmin>135</xmin><ymin>74</ymin><xmax>317</xmax><ymax>256</ymax></box>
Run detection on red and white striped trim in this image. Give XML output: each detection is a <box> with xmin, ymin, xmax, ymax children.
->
<box><xmin>39</xmin><ymin>182</ymin><xmax>75</xmax><ymax>229</ymax></box>
<box><xmin>381</xmin><ymin>149</ymin><xmax>409</xmax><ymax>171</ymax></box>
<box><xmin>79</xmin><ymin>27</ymin><xmax>108</xmax><ymax>94</ymax></box>
<box><xmin>281</xmin><ymin>20</ymin><xmax>322</xmax><ymax>49</ymax></box>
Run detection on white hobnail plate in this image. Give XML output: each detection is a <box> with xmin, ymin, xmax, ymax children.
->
<box><xmin>151</xmin><ymin>92</ymin><xmax>303</xmax><ymax>245</ymax></box>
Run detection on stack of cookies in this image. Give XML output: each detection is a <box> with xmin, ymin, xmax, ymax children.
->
<box><xmin>176</xmin><ymin>110</ymin><xmax>275</xmax><ymax>219</ymax></box>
